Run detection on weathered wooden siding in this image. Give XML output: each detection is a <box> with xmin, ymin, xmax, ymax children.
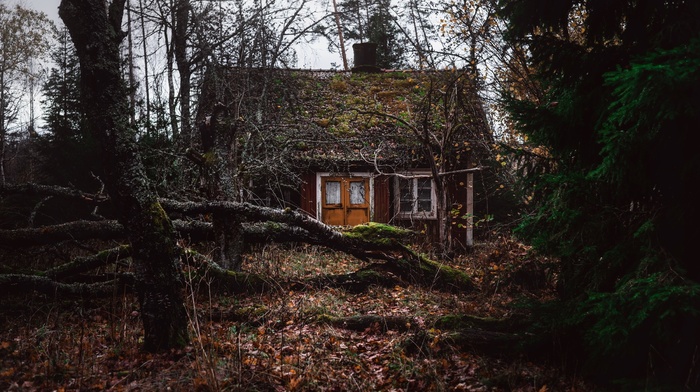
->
<box><xmin>299</xmin><ymin>172</ymin><xmax>317</xmax><ymax>218</ymax></box>
<box><xmin>373</xmin><ymin>175</ymin><xmax>390</xmax><ymax>223</ymax></box>
<box><xmin>388</xmin><ymin>172</ymin><xmax>473</xmax><ymax>251</ymax></box>
<box><xmin>448</xmin><ymin>172</ymin><xmax>472</xmax><ymax>250</ymax></box>
<box><xmin>299</xmin><ymin>170</ymin><xmax>472</xmax><ymax>251</ymax></box>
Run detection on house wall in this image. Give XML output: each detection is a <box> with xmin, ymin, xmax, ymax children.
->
<box><xmin>299</xmin><ymin>170</ymin><xmax>473</xmax><ymax>251</ymax></box>
<box><xmin>388</xmin><ymin>171</ymin><xmax>473</xmax><ymax>251</ymax></box>
<box><xmin>299</xmin><ymin>171</ymin><xmax>390</xmax><ymax>223</ymax></box>
<box><xmin>373</xmin><ymin>175</ymin><xmax>391</xmax><ymax>223</ymax></box>
<box><xmin>299</xmin><ymin>172</ymin><xmax>317</xmax><ymax>218</ymax></box>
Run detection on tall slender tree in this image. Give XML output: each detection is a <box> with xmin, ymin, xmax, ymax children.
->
<box><xmin>0</xmin><ymin>3</ymin><xmax>52</xmax><ymax>184</ymax></box>
<box><xmin>59</xmin><ymin>0</ymin><xmax>189</xmax><ymax>352</ymax></box>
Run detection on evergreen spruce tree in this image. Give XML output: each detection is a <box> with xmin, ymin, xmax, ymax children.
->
<box><xmin>365</xmin><ymin>5</ymin><xmax>405</xmax><ymax>69</ymax></box>
<box><xmin>339</xmin><ymin>0</ymin><xmax>406</xmax><ymax>69</ymax></box>
<box><xmin>499</xmin><ymin>0</ymin><xmax>700</xmax><ymax>387</ymax></box>
<box><xmin>39</xmin><ymin>27</ymin><xmax>101</xmax><ymax>190</ymax></box>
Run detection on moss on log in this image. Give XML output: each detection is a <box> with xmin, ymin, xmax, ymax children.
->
<box><xmin>183</xmin><ymin>249</ymin><xmax>272</xmax><ymax>294</ymax></box>
<box><xmin>45</xmin><ymin>245</ymin><xmax>131</xmax><ymax>279</ymax></box>
<box><xmin>434</xmin><ymin>314</ymin><xmax>531</xmax><ymax>332</ymax></box>
<box><xmin>384</xmin><ymin>251</ymin><xmax>475</xmax><ymax>292</ymax></box>
<box><xmin>316</xmin><ymin>314</ymin><xmax>416</xmax><ymax>332</ymax></box>
<box><xmin>342</xmin><ymin>222</ymin><xmax>413</xmax><ymax>245</ymax></box>
<box><xmin>0</xmin><ymin>273</ymin><xmax>133</xmax><ymax>297</ymax></box>
<box><xmin>299</xmin><ymin>265</ymin><xmax>399</xmax><ymax>292</ymax></box>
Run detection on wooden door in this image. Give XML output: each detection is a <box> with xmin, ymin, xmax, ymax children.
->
<box><xmin>321</xmin><ymin>176</ymin><xmax>370</xmax><ymax>226</ymax></box>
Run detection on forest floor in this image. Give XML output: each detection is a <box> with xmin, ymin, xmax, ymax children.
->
<box><xmin>0</xmin><ymin>236</ymin><xmax>596</xmax><ymax>391</ymax></box>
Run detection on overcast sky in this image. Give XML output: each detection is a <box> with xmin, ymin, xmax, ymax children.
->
<box><xmin>10</xmin><ymin>0</ymin><xmax>60</xmax><ymax>22</ymax></box>
<box><xmin>8</xmin><ymin>0</ymin><xmax>338</xmax><ymax>69</ymax></box>
<box><xmin>4</xmin><ymin>0</ymin><xmax>338</xmax><ymax>132</ymax></box>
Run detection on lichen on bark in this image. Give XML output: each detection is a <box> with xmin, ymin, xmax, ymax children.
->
<box><xmin>59</xmin><ymin>0</ymin><xmax>189</xmax><ymax>352</ymax></box>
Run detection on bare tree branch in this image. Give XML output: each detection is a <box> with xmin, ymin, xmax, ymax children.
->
<box><xmin>0</xmin><ymin>183</ymin><xmax>109</xmax><ymax>205</ymax></box>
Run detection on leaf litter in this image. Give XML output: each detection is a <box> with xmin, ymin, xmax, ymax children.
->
<box><xmin>0</xmin><ymin>238</ymin><xmax>591</xmax><ymax>391</ymax></box>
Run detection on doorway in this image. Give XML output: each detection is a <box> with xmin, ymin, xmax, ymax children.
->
<box><xmin>320</xmin><ymin>176</ymin><xmax>370</xmax><ymax>226</ymax></box>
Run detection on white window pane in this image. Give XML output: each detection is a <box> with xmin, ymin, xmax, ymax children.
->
<box><xmin>399</xmin><ymin>178</ymin><xmax>413</xmax><ymax>212</ymax></box>
<box><xmin>399</xmin><ymin>178</ymin><xmax>412</xmax><ymax>197</ymax></box>
<box><xmin>417</xmin><ymin>178</ymin><xmax>432</xmax><ymax>212</ymax></box>
<box><xmin>325</xmin><ymin>181</ymin><xmax>340</xmax><ymax>204</ymax></box>
<box><xmin>417</xmin><ymin>187</ymin><xmax>432</xmax><ymax>201</ymax></box>
<box><xmin>417</xmin><ymin>178</ymin><xmax>432</xmax><ymax>190</ymax></box>
<box><xmin>418</xmin><ymin>200</ymin><xmax>432</xmax><ymax>212</ymax></box>
<box><xmin>349</xmin><ymin>182</ymin><xmax>365</xmax><ymax>204</ymax></box>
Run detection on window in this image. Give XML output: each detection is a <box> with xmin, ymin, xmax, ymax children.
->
<box><xmin>395</xmin><ymin>173</ymin><xmax>436</xmax><ymax>219</ymax></box>
<box><xmin>349</xmin><ymin>181</ymin><xmax>366</xmax><ymax>205</ymax></box>
<box><xmin>325</xmin><ymin>181</ymin><xmax>341</xmax><ymax>204</ymax></box>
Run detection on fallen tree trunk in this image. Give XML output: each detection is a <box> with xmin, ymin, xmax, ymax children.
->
<box><xmin>382</xmin><ymin>251</ymin><xmax>475</xmax><ymax>292</ymax></box>
<box><xmin>45</xmin><ymin>245</ymin><xmax>131</xmax><ymax>279</ymax></box>
<box><xmin>298</xmin><ymin>265</ymin><xmax>399</xmax><ymax>292</ymax></box>
<box><xmin>1</xmin><ymin>195</ymin><xmax>475</xmax><ymax>294</ymax></box>
<box><xmin>0</xmin><ymin>183</ymin><xmax>108</xmax><ymax>205</ymax></box>
<box><xmin>322</xmin><ymin>314</ymin><xmax>416</xmax><ymax>332</ymax></box>
<box><xmin>1</xmin><ymin>222</ymin><xmax>474</xmax><ymax>293</ymax></box>
<box><xmin>0</xmin><ymin>220</ymin><xmax>124</xmax><ymax>247</ymax></box>
<box><xmin>0</xmin><ymin>273</ymin><xmax>133</xmax><ymax>297</ymax></box>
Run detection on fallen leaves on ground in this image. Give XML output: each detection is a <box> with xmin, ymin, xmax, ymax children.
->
<box><xmin>0</xmin><ymin>239</ymin><xmax>590</xmax><ymax>391</ymax></box>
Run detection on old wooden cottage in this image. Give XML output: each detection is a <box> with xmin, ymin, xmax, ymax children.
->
<box><xmin>196</xmin><ymin>45</ymin><xmax>490</xmax><ymax>250</ymax></box>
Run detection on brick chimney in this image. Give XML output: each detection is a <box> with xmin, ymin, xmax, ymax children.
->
<box><xmin>351</xmin><ymin>42</ymin><xmax>381</xmax><ymax>73</ymax></box>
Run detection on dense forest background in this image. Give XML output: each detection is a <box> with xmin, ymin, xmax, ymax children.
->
<box><xmin>0</xmin><ymin>0</ymin><xmax>698</xmax><ymax>390</ymax></box>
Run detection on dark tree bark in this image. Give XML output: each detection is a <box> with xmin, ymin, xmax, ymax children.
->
<box><xmin>198</xmin><ymin>104</ymin><xmax>244</xmax><ymax>271</ymax></box>
<box><xmin>58</xmin><ymin>0</ymin><xmax>188</xmax><ymax>352</ymax></box>
<box><xmin>174</xmin><ymin>0</ymin><xmax>193</xmax><ymax>147</ymax></box>
<box><xmin>0</xmin><ymin>273</ymin><xmax>133</xmax><ymax>297</ymax></box>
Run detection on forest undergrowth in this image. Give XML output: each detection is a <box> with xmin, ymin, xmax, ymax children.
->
<box><xmin>0</xmin><ymin>236</ymin><xmax>595</xmax><ymax>391</ymax></box>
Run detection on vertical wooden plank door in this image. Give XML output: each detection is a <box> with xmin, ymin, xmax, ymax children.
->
<box><xmin>321</xmin><ymin>176</ymin><xmax>370</xmax><ymax>226</ymax></box>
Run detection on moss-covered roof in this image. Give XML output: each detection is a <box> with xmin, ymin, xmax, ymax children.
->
<box><xmin>198</xmin><ymin>67</ymin><xmax>487</xmax><ymax>171</ymax></box>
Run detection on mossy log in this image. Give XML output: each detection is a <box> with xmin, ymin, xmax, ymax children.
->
<box><xmin>434</xmin><ymin>313</ymin><xmax>532</xmax><ymax>332</ymax></box>
<box><xmin>0</xmin><ymin>220</ymin><xmax>474</xmax><ymax>292</ymax></box>
<box><xmin>45</xmin><ymin>245</ymin><xmax>131</xmax><ymax>279</ymax></box>
<box><xmin>0</xmin><ymin>273</ymin><xmax>133</xmax><ymax>297</ymax></box>
<box><xmin>0</xmin><ymin>200</ymin><xmax>474</xmax><ymax>294</ymax></box>
<box><xmin>383</xmin><ymin>252</ymin><xmax>475</xmax><ymax>292</ymax></box>
<box><xmin>317</xmin><ymin>314</ymin><xmax>416</xmax><ymax>332</ymax></box>
<box><xmin>316</xmin><ymin>312</ymin><xmax>529</xmax><ymax>356</ymax></box>
<box><xmin>0</xmin><ymin>220</ymin><xmax>125</xmax><ymax>247</ymax></box>
<box><xmin>0</xmin><ymin>183</ymin><xmax>108</xmax><ymax>205</ymax></box>
<box><xmin>433</xmin><ymin>314</ymin><xmax>533</xmax><ymax>355</ymax></box>
<box><xmin>183</xmin><ymin>248</ymin><xmax>272</xmax><ymax>294</ymax></box>
<box><xmin>441</xmin><ymin>329</ymin><xmax>524</xmax><ymax>354</ymax></box>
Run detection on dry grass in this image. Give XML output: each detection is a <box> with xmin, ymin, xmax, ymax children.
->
<box><xmin>0</xmin><ymin>239</ymin><xmax>590</xmax><ymax>391</ymax></box>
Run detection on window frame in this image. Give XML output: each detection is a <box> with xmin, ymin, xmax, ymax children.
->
<box><xmin>393</xmin><ymin>171</ymin><xmax>437</xmax><ymax>220</ymax></box>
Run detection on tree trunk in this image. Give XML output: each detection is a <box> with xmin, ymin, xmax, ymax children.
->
<box><xmin>0</xmin><ymin>70</ymin><xmax>6</xmax><ymax>185</ymax></box>
<box><xmin>331</xmin><ymin>0</ymin><xmax>349</xmax><ymax>71</ymax></box>
<box><xmin>198</xmin><ymin>104</ymin><xmax>244</xmax><ymax>270</ymax></box>
<box><xmin>174</xmin><ymin>0</ymin><xmax>192</xmax><ymax>148</ymax></box>
<box><xmin>58</xmin><ymin>0</ymin><xmax>188</xmax><ymax>352</ymax></box>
